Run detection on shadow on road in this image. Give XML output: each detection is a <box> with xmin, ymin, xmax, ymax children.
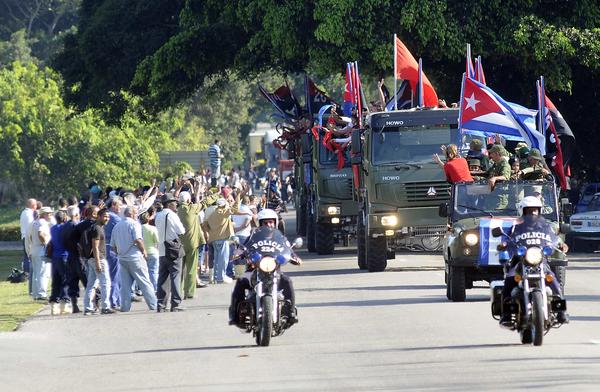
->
<box><xmin>565</xmin><ymin>294</ymin><xmax>600</xmax><ymax>302</ymax></box>
<box><xmin>299</xmin><ymin>296</ymin><xmax>448</xmax><ymax>308</ymax></box>
<box><xmin>570</xmin><ymin>316</ymin><xmax>600</xmax><ymax>322</ymax></box>
<box><xmin>297</xmin><ymin>284</ymin><xmax>446</xmax><ymax>292</ymax></box>
<box><xmin>346</xmin><ymin>343</ymin><xmax>521</xmax><ymax>354</ymax></box>
<box><xmin>286</xmin><ymin>268</ymin><xmax>363</xmax><ymax>277</ymax></box>
<box><xmin>63</xmin><ymin>344</ymin><xmax>256</xmax><ymax>358</ymax></box>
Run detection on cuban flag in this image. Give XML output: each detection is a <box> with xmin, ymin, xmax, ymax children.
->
<box><xmin>342</xmin><ymin>63</ymin><xmax>355</xmax><ymax>116</ymax></box>
<box><xmin>460</xmin><ymin>77</ymin><xmax>546</xmax><ymax>154</ymax></box>
<box><xmin>466</xmin><ymin>44</ymin><xmax>476</xmax><ymax>79</ymax></box>
<box><xmin>474</xmin><ymin>56</ymin><xmax>486</xmax><ymax>85</ymax></box>
<box><xmin>478</xmin><ymin>218</ymin><xmax>517</xmax><ymax>266</ymax></box>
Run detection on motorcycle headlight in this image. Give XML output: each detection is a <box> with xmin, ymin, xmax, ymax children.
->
<box><xmin>381</xmin><ymin>215</ymin><xmax>398</xmax><ymax>227</ymax></box>
<box><xmin>259</xmin><ymin>256</ymin><xmax>277</xmax><ymax>272</ymax></box>
<box><xmin>464</xmin><ymin>232</ymin><xmax>479</xmax><ymax>246</ymax></box>
<box><xmin>525</xmin><ymin>247</ymin><xmax>543</xmax><ymax>266</ymax></box>
<box><xmin>327</xmin><ymin>206</ymin><xmax>341</xmax><ymax>215</ymax></box>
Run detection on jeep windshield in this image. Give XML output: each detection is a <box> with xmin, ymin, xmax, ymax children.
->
<box><xmin>319</xmin><ymin>142</ymin><xmax>351</xmax><ymax>167</ymax></box>
<box><xmin>371</xmin><ymin>125</ymin><xmax>457</xmax><ymax>164</ymax></box>
<box><xmin>452</xmin><ymin>181</ymin><xmax>559</xmax><ymax>221</ymax></box>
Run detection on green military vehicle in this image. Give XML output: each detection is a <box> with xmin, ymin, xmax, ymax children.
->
<box><xmin>351</xmin><ymin>109</ymin><xmax>460</xmax><ymax>272</ymax></box>
<box><xmin>439</xmin><ymin>179</ymin><xmax>568</xmax><ymax>301</ymax></box>
<box><xmin>296</xmin><ymin>129</ymin><xmax>357</xmax><ymax>254</ymax></box>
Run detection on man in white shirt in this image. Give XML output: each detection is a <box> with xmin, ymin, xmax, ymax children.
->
<box><xmin>28</xmin><ymin>206</ymin><xmax>52</xmax><ymax>300</ymax></box>
<box><xmin>231</xmin><ymin>201</ymin><xmax>253</xmax><ymax>278</ymax></box>
<box><xmin>155</xmin><ymin>193</ymin><xmax>186</xmax><ymax>312</ymax></box>
<box><xmin>20</xmin><ymin>198</ymin><xmax>36</xmax><ymax>293</ymax></box>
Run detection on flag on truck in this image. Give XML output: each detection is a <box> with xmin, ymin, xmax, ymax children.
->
<box><xmin>305</xmin><ymin>75</ymin><xmax>338</xmax><ymax>117</ymax></box>
<box><xmin>343</xmin><ymin>63</ymin><xmax>355</xmax><ymax>116</ymax></box>
<box><xmin>459</xmin><ymin>77</ymin><xmax>546</xmax><ymax>154</ymax></box>
<box><xmin>258</xmin><ymin>83</ymin><xmax>302</xmax><ymax>120</ymax></box>
<box><xmin>537</xmin><ymin>77</ymin><xmax>568</xmax><ymax>190</ymax></box>
<box><xmin>466</xmin><ymin>43</ymin><xmax>476</xmax><ymax>80</ymax></box>
<box><xmin>394</xmin><ymin>35</ymin><xmax>438</xmax><ymax>107</ymax></box>
<box><xmin>544</xmin><ymin>93</ymin><xmax>576</xmax><ymax>169</ymax></box>
<box><xmin>385</xmin><ymin>80</ymin><xmax>412</xmax><ymax>111</ymax></box>
<box><xmin>475</xmin><ymin>56</ymin><xmax>486</xmax><ymax>85</ymax></box>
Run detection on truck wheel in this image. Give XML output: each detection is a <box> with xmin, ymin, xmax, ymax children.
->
<box><xmin>315</xmin><ymin>222</ymin><xmax>335</xmax><ymax>255</ymax></box>
<box><xmin>296</xmin><ymin>202</ymin><xmax>306</xmax><ymax>236</ymax></box>
<box><xmin>366</xmin><ymin>234</ymin><xmax>387</xmax><ymax>272</ymax></box>
<box><xmin>306</xmin><ymin>210</ymin><xmax>316</xmax><ymax>252</ymax></box>
<box><xmin>448</xmin><ymin>266</ymin><xmax>466</xmax><ymax>302</ymax></box>
<box><xmin>357</xmin><ymin>217</ymin><xmax>367</xmax><ymax>270</ymax></box>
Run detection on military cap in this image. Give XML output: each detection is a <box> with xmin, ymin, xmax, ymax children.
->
<box><xmin>468</xmin><ymin>159</ymin><xmax>481</xmax><ymax>167</ymax></box>
<box><xmin>469</xmin><ymin>139</ymin><xmax>483</xmax><ymax>150</ymax></box>
<box><xmin>528</xmin><ymin>148</ymin><xmax>544</xmax><ymax>161</ymax></box>
<box><xmin>488</xmin><ymin>144</ymin><xmax>506</xmax><ymax>155</ymax></box>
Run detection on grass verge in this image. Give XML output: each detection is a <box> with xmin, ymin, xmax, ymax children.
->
<box><xmin>0</xmin><ymin>250</ymin><xmax>43</xmax><ymax>332</ymax></box>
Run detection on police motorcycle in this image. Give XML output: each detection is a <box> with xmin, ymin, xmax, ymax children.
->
<box><xmin>231</xmin><ymin>224</ymin><xmax>302</xmax><ymax>346</ymax></box>
<box><xmin>490</xmin><ymin>196</ymin><xmax>568</xmax><ymax>346</ymax></box>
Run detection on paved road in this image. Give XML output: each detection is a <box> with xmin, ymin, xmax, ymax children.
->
<box><xmin>1</xmin><ymin>211</ymin><xmax>600</xmax><ymax>391</ymax></box>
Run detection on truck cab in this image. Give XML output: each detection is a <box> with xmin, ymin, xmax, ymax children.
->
<box><xmin>352</xmin><ymin>108</ymin><xmax>459</xmax><ymax>271</ymax></box>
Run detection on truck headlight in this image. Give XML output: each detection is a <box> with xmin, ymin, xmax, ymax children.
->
<box><xmin>464</xmin><ymin>232</ymin><xmax>479</xmax><ymax>246</ymax></box>
<box><xmin>327</xmin><ymin>206</ymin><xmax>341</xmax><ymax>215</ymax></box>
<box><xmin>381</xmin><ymin>215</ymin><xmax>398</xmax><ymax>226</ymax></box>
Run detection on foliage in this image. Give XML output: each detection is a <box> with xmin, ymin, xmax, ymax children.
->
<box><xmin>0</xmin><ymin>61</ymin><xmax>176</xmax><ymax>201</ymax></box>
<box><xmin>54</xmin><ymin>0</ymin><xmax>600</xmax><ymax>176</ymax></box>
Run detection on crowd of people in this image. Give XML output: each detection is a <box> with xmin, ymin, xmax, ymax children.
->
<box><xmin>18</xmin><ymin>153</ymin><xmax>293</xmax><ymax>316</ymax></box>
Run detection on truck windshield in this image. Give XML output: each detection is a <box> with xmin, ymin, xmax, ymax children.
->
<box><xmin>452</xmin><ymin>181</ymin><xmax>558</xmax><ymax>222</ymax></box>
<box><xmin>319</xmin><ymin>143</ymin><xmax>351</xmax><ymax>167</ymax></box>
<box><xmin>372</xmin><ymin>126</ymin><xmax>456</xmax><ymax>164</ymax></box>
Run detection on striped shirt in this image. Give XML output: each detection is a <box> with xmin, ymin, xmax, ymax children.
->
<box><xmin>208</xmin><ymin>144</ymin><xmax>221</xmax><ymax>167</ymax></box>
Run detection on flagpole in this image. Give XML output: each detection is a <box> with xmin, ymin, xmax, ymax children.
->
<box><xmin>355</xmin><ymin>61</ymin><xmax>363</xmax><ymax>128</ymax></box>
<box><xmin>417</xmin><ymin>58</ymin><xmax>424</xmax><ymax>107</ymax></box>
<box><xmin>536</xmin><ymin>78</ymin><xmax>542</xmax><ymax>137</ymax></box>
<box><xmin>394</xmin><ymin>34</ymin><xmax>398</xmax><ymax>110</ymax></box>
<box><xmin>457</xmin><ymin>72</ymin><xmax>466</xmax><ymax>147</ymax></box>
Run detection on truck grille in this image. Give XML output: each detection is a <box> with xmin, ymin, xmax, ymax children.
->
<box><xmin>402</xmin><ymin>181</ymin><xmax>450</xmax><ymax>202</ymax></box>
<box><xmin>322</xmin><ymin>178</ymin><xmax>353</xmax><ymax>200</ymax></box>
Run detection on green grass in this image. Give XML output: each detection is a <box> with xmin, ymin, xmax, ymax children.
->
<box><xmin>0</xmin><ymin>205</ymin><xmax>20</xmax><ymax>228</ymax></box>
<box><xmin>0</xmin><ymin>250</ymin><xmax>43</xmax><ymax>332</ymax></box>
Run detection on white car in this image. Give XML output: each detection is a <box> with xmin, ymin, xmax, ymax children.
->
<box><xmin>566</xmin><ymin>192</ymin><xmax>600</xmax><ymax>252</ymax></box>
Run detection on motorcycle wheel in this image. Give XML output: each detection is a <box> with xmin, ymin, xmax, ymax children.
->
<box><xmin>256</xmin><ymin>295</ymin><xmax>273</xmax><ymax>347</ymax></box>
<box><xmin>531</xmin><ymin>291</ymin><xmax>545</xmax><ymax>346</ymax></box>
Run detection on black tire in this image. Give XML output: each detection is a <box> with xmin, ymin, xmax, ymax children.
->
<box><xmin>256</xmin><ymin>295</ymin><xmax>273</xmax><ymax>347</ymax></box>
<box><xmin>520</xmin><ymin>328</ymin><xmax>533</xmax><ymax>344</ymax></box>
<box><xmin>531</xmin><ymin>290</ymin><xmax>545</xmax><ymax>346</ymax></box>
<box><xmin>306</xmin><ymin>210</ymin><xmax>316</xmax><ymax>253</ymax></box>
<box><xmin>448</xmin><ymin>266</ymin><xmax>466</xmax><ymax>302</ymax></box>
<box><xmin>296</xmin><ymin>198</ymin><xmax>306</xmax><ymax>236</ymax></box>
<box><xmin>366</xmin><ymin>234</ymin><xmax>387</xmax><ymax>272</ymax></box>
<box><xmin>315</xmin><ymin>222</ymin><xmax>335</xmax><ymax>255</ymax></box>
<box><xmin>357</xmin><ymin>216</ymin><xmax>367</xmax><ymax>270</ymax></box>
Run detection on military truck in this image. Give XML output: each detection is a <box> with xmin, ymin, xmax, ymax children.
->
<box><xmin>351</xmin><ymin>108</ymin><xmax>460</xmax><ymax>271</ymax></box>
<box><xmin>439</xmin><ymin>180</ymin><xmax>568</xmax><ymax>301</ymax></box>
<box><xmin>294</xmin><ymin>128</ymin><xmax>357</xmax><ymax>254</ymax></box>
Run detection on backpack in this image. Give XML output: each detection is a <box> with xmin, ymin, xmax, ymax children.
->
<box><xmin>78</xmin><ymin>223</ymin><xmax>96</xmax><ymax>259</ymax></box>
<box><xmin>7</xmin><ymin>268</ymin><xmax>28</xmax><ymax>283</ymax></box>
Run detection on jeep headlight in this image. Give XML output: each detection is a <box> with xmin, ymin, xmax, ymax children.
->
<box><xmin>381</xmin><ymin>215</ymin><xmax>398</xmax><ymax>227</ymax></box>
<box><xmin>525</xmin><ymin>247</ymin><xmax>543</xmax><ymax>266</ymax></box>
<box><xmin>464</xmin><ymin>232</ymin><xmax>479</xmax><ymax>246</ymax></box>
<box><xmin>327</xmin><ymin>206</ymin><xmax>341</xmax><ymax>215</ymax></box>
<box><xmin>259</xmin><ymin>256</ymin><xmax>277</xmax><ymax>272</ymax></box>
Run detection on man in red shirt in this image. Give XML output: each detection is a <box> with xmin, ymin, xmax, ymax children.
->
<box><xmin>433</xmin><ymin>144</ymin><xmax>474</xmax><ymax>183</ymax></box>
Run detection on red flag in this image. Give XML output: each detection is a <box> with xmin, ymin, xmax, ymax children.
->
<box><xmin>539</xmin><ymin>85</ymin><xmax>567</xmax><ymax>190</ymax></box>
<box><xmin>394</xmin><ymin>36</ymin><xmax>438</xmax><ymax>107</ymax></box>
<box><xmin>475</xmin><ymin>56</ymin><xmax>486</xmax><ymax>85</ymax></box>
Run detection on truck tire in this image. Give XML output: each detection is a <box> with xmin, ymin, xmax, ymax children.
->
<box><xmin>315</xmin><ymin>222</ymin><xmax>335</xmax><ymax>255</ymax></box>
<box><xmin>366</xmin><ymin>234</ymin><xmax>387</xmax><ymax>272</ymax></box>
<box><xmin>306</xmin><ymin>210</ymin><xmax>316</xmax><ymax>253</ymax></box>
<box><xmin>296</xmin><ymin>202</ymin><xmax>306</xmax><ymax>236</ymax></box>
<box><xmin>357</xmin><ymin>218</ymin><xmax>367</xmax><ymax>270</ymax></box>
<box><xmin>448</xmin><ymin>266</ymin><xmax>466</xmax><ymax>302</ymax></box>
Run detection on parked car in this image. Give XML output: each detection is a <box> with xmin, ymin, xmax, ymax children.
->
<box><xmin>567</xmin><ymin>192</ymin><xmax>600</xmax><ymax>252</ymax></box>
<box><xmin>575</xmin><ymin>182</ymin><xmax>600</xmax><ymax>213</ymax></box>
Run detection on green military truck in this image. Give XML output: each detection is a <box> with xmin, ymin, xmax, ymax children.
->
<box><xmin>294</xmin><ymin>129</ymin><xmax>357</xmax><ymax>254</ymax></box>
<box><xmin>351</xmin><ymin>108</ymin><xmax>460</xmax><ymax>271</ymax></box>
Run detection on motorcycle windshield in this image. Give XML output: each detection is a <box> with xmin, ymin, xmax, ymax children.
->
<box><xmin>246</xmin><ymin>227</ymin><xmax>293</xmax><ymax>260</ymax></box>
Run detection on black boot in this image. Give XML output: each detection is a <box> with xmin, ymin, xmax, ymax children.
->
<box><xmin>228</xmin><ymin>305</ymin><xmax>237</xmax><ymax>326</ymax></box>
<box><xmin>557</xmin><ymin>310</ymin><xmax>570</xmax><ymax>324</ymax></box>
<box><xmin>499</xmin><ymin>299</ymin><xmax>512</xmax><ymax>327</ymax></box>
<box><xmin>70</xmin><ymin>296</ymin><xmax>80</xmax><ymax>313</ymax></box>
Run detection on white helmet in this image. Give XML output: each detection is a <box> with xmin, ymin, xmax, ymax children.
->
<box><xmin>518</xmin><ymin>196</ymin><xmax>542</xmax><ymax>216</ymax></box>
<box><xmin>257</xmin><ymin>208</ymin><xmax>278</xmax><ymax>227</ymax></box>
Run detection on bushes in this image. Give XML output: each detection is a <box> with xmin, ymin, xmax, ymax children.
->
<box><xmin>0</xmin><ymin>225</ymin><xmax>20</xmax><ymax>241</ymax></box>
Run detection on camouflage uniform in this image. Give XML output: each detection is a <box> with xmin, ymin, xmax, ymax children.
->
<box><xmin>486</xmin><ymin>145</ymin><xmax>512</xmax><ymax>209</ymax></box>
<box><xmin>519</xmin><ymin>148</ymin><xmax>547</xmax><ymax>181</ymax></box>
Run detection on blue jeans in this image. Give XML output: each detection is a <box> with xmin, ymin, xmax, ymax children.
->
<box><xmin>146</xmin><ymin>253</ymin><xmax>159</xmax><ymax>292</ymax></box>
<box><xmin>22</xmin><ymin>239</ymin><xmax>32</xmax><ymax>295</ymax></box>
<box><xmin>49</xmin><ymin>255</ymin><xmax>69</xmax><ymax>303</ymax></box>
<box><xmin>84</xmin><ymin>258</ymin><xmax>111</xmax><ymax>311</ymax></box>
<box><xmin>106</xmin><ymin>245</ymin><xmax>121</xmax><ymax>307</ymax></box>
<box><xmin>31</xmin><ymin>252</ymin><xmax>50</xmax><ymax>299</ymax></box>
<box><xmin>119</xmin><ymin>255</ymin><xmax>157</xmax><ymax>312</ymax></box>
<box><xmin>212</xmin><ymin>240</ymin><xmax>230</xmax><ymax>283</ymax></box>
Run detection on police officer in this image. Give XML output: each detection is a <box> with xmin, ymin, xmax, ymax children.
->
<box><xmin>499</xmin><ymin>196</ymin><xmax>569</xmax><ymax>326</ymax></box>
<box><xmin>228</xmin><ymin>209</ymin><xmax>300</xmax><ymax>326</ymax></box>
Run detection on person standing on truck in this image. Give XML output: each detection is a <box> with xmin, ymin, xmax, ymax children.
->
<box><xmin>433</xmin><ymin>144</ymin><xmax>474</xmax><ymax>184</ymax></box>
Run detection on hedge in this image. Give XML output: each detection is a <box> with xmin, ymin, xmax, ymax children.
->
<box><xmin>0</xmin><ymin>226</ymin><xmax>20</xmax><ymax>241</ymax></box>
